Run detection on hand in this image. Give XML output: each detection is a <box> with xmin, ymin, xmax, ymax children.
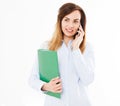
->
<box><xmin>41</xmin><ymin>77</ymin><xmax>62</xmax><ymax>93</ymax></box>
<box><xmin>72</xmin><ymin>25</ymin><xmax>85</xmax><ymax>50</ymax></box>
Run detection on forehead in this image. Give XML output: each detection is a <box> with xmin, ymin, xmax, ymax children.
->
<box><xmin>64</xmin><ymin>10</ymin><xmax>81</xmax><ymax>20</ymax></box>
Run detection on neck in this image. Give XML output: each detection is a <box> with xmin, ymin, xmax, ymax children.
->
<box><xmin>63</xmin><ymin>35</ymin><xmax>73</xmax><ymax>46</ymax></box>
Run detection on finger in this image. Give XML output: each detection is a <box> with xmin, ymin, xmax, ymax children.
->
<box><xmin>78</xmin><ymin>30</ymin><xmax>84</xmax><ymax>37</ymax></box>
<box><xmin>55</xmin><ymin>82</ymin><xmax>62</xmax><ymax>88</ymax></box>
<box><xmin>51</xmin><ymin>76</ymin><xmax>60</xmax><ymax>81</ymax></box>
<box><xmin>77</xmin><ymin>30</ymin><xmax>81</xmax><ymax>36</ymax></box>
<box><xmin>54</xmin><ymin>79</ymin><xmax>62</xmax><ymax>85</ymax></box>
<box><xmin>51</xmin><ymin>79</ymin><xmax>61</xmax><ymax>86</ymax></box>
<box><xmin>79</xmin><ymin>24</ymin><xmax>83</xmax><ymax>30</ymax></box>
<box><xmin>77</xmin><ymin>28</ymin><xmax>84</xmax><ymax>37</ymax></box>
<box><xmin>55</xmin><ymin>87</ymin><xmax>62</xmax><ymax>92</ymax></box>
<box><xmin>79</xmin><ymin>25</ymin><xmax>84</xmax><ymax>34</ymax></box>
<box><xmin>55</xmin><ymin>88</ymin><xmax>62</xmax><ymax>93</ymax></box>
<box><xmin>75</xmin><ymin>34</ymin><xmax>80</xmax><ymax>39</ymax></box>
<box><xmin>52</xmin><ymin>83</ymin><xmax>62</xmax><ymax>93</ymax></box>
<box><xmin>55</xmin><ymin>89</ymin><xmax>62</xmax><ymax>93</ymax></box>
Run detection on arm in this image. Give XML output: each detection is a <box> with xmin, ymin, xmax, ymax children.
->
<box><xmin>28</xmin><ymin>54</ymin><xmax>46</xmax><ymax>92</ymax></box>
<box><xmin>28</xmin><ymin>41</ymin><xmax>62</xmax><ymax>93</ymax></box>
<box><xmin>28</xmin><ymin>54</ymin><xmax>62</xmax><ymax>93</ymax></box>
<box><xmin>72</xmin><ymin>43</ymin><xmax>95</xmax><ymax>86</ymax></box>
<box><xmin>28</xmin><ymin>41</ymin><xmax>48</xmax><ymax>92</ymax></box>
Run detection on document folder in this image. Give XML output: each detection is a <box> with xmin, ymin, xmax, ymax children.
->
<box><xmin>38</xmin><ymin>49</ymin><xmax>60</xmax><ymax>98</ymax></box>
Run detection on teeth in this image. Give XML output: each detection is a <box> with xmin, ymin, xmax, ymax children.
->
<box><xmin>67</xmin><ymin>29</ymin><xmax>72</xmax><ymax>32</ymax></box>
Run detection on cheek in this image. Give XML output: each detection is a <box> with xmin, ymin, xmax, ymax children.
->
<box><xmin>75</xmin><ymin>26</ymin><xmax>79</xmax><ymax>32</ymax></box>
<box><xmin>61</xmin><ymin>24</ymin><xmax>64</xmax><ymax>32</ymax></box>
<box><xmin>61</xmin><ymin>22</ymin><xmax>66</xmax><ymax>31</ymax></box>
<box><xmin>75</xmin><ymin>24</ymin><xmax>80</xmax><ymax>30</ymax></box>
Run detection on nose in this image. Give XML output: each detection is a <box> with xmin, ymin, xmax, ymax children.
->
<box><xmin>68</xmin><ymin>22</ymin><xmax>74</xmax><ymax>28</ymax></box>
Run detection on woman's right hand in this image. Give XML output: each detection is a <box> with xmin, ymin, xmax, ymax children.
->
<box><xmin>41</xmin><ymin>77</ymin><xmax>62</xmax><ymax>93</ymax></box>
<box><xmin>72</xmin><ymin>25</ymin><xmax>84</xmax><ymax>50</ymax></box>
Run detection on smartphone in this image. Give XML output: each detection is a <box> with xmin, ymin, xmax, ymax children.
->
<box><xmin>74</xmin><ymin>28</ymin><xmax>79</xmax><ymax>39</ymax></box>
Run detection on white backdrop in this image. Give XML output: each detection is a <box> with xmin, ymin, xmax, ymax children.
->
<box><xmin>0</xmin><ymin>0</ymin><xmax>120</xmax><ymax>106</ymax></box>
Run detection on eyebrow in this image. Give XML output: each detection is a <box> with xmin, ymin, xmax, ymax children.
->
<box><xmin>64</xmin><ymin>16</ymin><xmax>80</xmax><ymax>20</ymax></box>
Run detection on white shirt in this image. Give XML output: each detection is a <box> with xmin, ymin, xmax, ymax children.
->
<box><xmin>28</xmin><ymin>40</ymin><xmax>95</xmax><ymax>106</ymax></box>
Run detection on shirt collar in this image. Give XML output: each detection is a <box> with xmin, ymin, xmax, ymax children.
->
<box><xmin>61</xmin><ymin>39</ymin><xmax>73</xmax><ymax>49</ymax></box>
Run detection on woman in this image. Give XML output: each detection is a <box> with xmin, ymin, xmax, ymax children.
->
<box><xmin>29</xmin><ymin>2</ymin><xmax>95</xmax><ymax>106</ymax></box>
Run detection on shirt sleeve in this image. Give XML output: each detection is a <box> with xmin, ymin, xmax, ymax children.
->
<box><xmin>71</xmin><ymin>43</ymin><xmax>95</xmax><ymax>86</ymax></box>
<box><xmin>28</xmin><ymin>53</ymin><xmax>46</xmax><ymax>93</ymax></box>
<box><xmin>28</xmin><ymin>41</ymin><xmax>49</xmax><ymax>93</ymax></box>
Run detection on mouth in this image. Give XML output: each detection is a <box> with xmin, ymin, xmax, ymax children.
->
<box><xmin>66</xmin><ymin>29</ymin><xmax>73</xmax><ymax>33</ymax></box>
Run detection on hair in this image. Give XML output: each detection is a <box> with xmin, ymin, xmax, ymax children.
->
<box><xmin>48</xmin><ymin>2</ymin><xmax>86</xmax><ymax>53</ymax></box>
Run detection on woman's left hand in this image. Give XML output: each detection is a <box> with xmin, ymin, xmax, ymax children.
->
<box><xmin>72</xmin><ymin>25</ymin><xmax>85</xmax><ymax>50</ymax></box>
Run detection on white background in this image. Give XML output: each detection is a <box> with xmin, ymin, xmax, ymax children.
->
<box><xmin>0</xmin><ymin>0</ymin><xmax>120</xmax><ymax>106</ymax></box>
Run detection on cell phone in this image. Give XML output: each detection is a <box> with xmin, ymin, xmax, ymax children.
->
<box><xmin>74</xmin><ymin>28</ymin><xmax>79</xmax><ymax>38</ymax></box>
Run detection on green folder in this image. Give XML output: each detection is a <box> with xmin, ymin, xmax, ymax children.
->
<box><xmin>38</xmin><ymin>49</ymin><xmax>61</xmax><ymax>98</ymax></box>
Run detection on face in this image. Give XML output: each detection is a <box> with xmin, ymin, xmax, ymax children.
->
<box><xmin>61</xmin><ymin>10</ymin><xmax>81</xmax><ymax>39</ymax></box>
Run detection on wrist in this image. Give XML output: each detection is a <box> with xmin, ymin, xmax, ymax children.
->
<box><xmin>41</xmin><ymin>83</ymin><xmax>48</xmax><ymax>91</ymax></box>
<box><xmin>71</xmin><ymin>46</ymin><xmax>79</xmax><ymax>51</ymax></box>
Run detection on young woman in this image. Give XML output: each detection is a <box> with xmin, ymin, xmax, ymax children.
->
<box><xmin>29</xmin><ymin>2</ymin><xmax>95</xmax><ymax>106</ymax></box>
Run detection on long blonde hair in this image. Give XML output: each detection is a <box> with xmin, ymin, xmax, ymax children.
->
<box><xmin>48</xmin><ymin>2</ymin><xmax>86</xmax><ymax>53</ymax></box>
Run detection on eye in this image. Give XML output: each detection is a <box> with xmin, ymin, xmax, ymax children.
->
<box><xmin>74</xmin><ymin>20</ymin><xmax>79</xmax><ymax>23</ymax></box>
<box><xmin>64</xmin><ymin>18</ymin><xmax>69</xmax><ymax>22</ymax></box>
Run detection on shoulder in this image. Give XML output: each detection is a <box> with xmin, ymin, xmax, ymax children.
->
<box><xmin>39</xmin><ymin>41</ymin><xmax>50</xmax><ymax>49</ymax></box>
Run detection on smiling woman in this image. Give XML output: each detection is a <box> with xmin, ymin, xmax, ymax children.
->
<box><xmin>1</xmin><ymin>0</ymin><xmax>120</xmax><ymax>106</ymax></box>
<box><xmin>28</xmin><ymin>2</ymin><xmax>95</xmax><ymax>106</ymax></box>
<box><xmin>61</xmin><ymin>10</ymin><xmax>81</xmax><ymax>41</ymax></box>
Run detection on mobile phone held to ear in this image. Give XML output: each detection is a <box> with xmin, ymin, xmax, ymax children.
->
<box><xmin>75</xmin><ymin>31</ymin><xmax>78</xmax><ymax>36</ymax></box>
<box><xmin>74</xmin><ymin>28</ymin><xmax>79</xmax><ymax>38</ymax></box>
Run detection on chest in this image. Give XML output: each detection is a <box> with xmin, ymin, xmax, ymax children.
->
<box><xmin>57</xmin><ymin>46</ymin><xmax>78</xmax><ymax>78</ymax></box>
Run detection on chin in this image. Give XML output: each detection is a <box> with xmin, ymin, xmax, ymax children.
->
<box><xmin>66</xmin><ymin>35</ymin><xmax>74</xmax><ymax>38</ymax></box>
